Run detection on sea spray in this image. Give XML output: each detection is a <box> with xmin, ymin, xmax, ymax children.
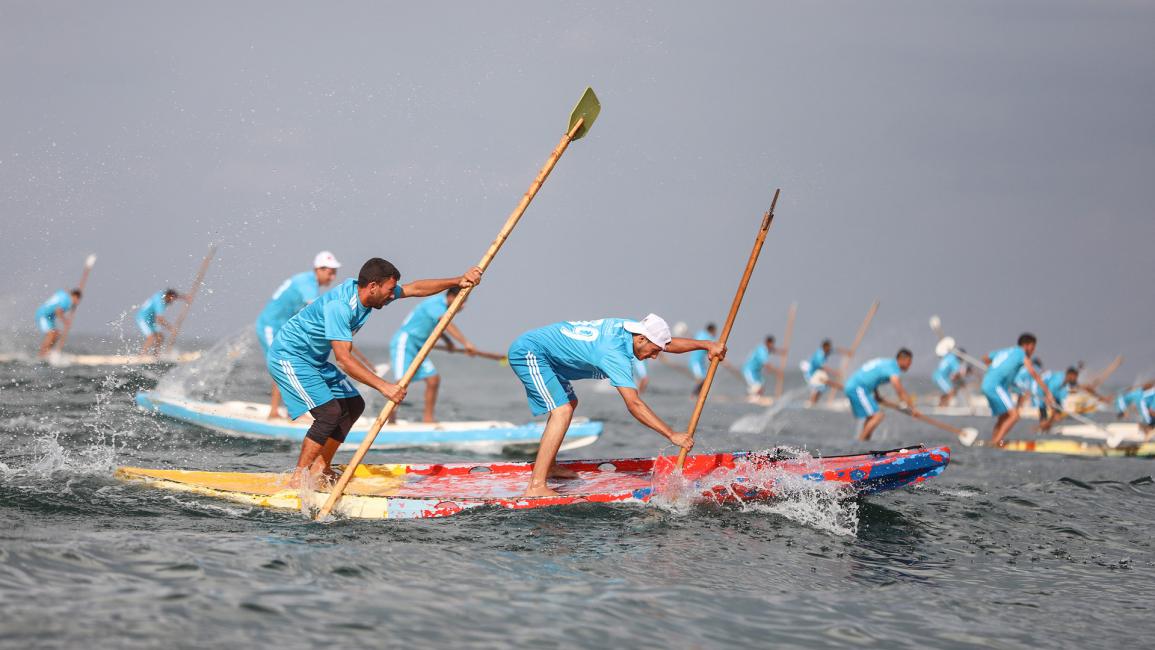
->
<box><xmin>649</xmin><ymin>446</ymin><xmax>859</xmax><ymax>536</ymax></box>
<box><xmin>729</xmin><ymin>385</ymin><xmax>811</xmax><ymax>434</ymax></box>
<box><xmin>154</xmin><ymin>327</ymin><xmax>253</xmax><ymax>400</ymax></box>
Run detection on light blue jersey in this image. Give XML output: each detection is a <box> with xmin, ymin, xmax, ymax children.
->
<box><xmin>688</xmin><ymin>329</ymin><xmax>714</xmax><ymax>380</ymax></box>
<box><xmin>266</xmin><ymin>278</ymin><xmax>402</xmax><ymax>419</ymax></box>
<box><xmin>1012</xmin><ymin>366</ymin><xmax>1035</xmax><ymax>396</ymax></box>
<box><xmin>1141</xmin><ymin>389</ymin><xmax>1155</xmax><ymax>426</ymax></box>
<box><xmin>805</xmin><ymin>347</ymin><xmax>828</xmax><ymax>377</ymax></box>
<box><xmin>35</xmin><ymin>290</ymin><xmax>73</xmax><ymax>332</ymax></box>
<box><xmin>135</xmin><ymin>291</ymin><xmax>169</xmax><ymax>336</ymax></box>
<box><xmin>390</xmin><ymin>295</ymin><xmax>450</xmax><ymax>382</ymax></box>
<box><xmin>1033</xmin><ymin>371</ymin><xmax>1069</xmax><ymax>408</ymax></box>
<box><xmin>983</xmin><ymin>346</ymin><xmax>1026</xmax><ymax>390</ymax></box>
<box><xmin>256</xmin><ymin>271</ymin><xmax>324</xmax><ymax>353</ymax></box>
<box><xmin>933</xmin><ymin>353</ymin><xmax>961</xmax><ymax>394</ymax></box>
<box><xmin>632</xmin><ymin>358</ymin><xmax>648</xmax><ymax>380</ymax></box>
<box><xmin>743</xmin><ymin>344</ymin><xmax>772</xmax><ymax>388</ymax></box>
<box><xmin>844</xmin><ymin>357</ymin><xmax>903</xmax><ymax>419</ymax></box>
<box><xmin>1116</xmin><ymin>389</ymin><xmax>1145</xmax><ymax>414</ymax></box>
<box><xmin>508</xmin><ymin>318</ymin><xmax>639</xmax><ymax>416</ymax></box>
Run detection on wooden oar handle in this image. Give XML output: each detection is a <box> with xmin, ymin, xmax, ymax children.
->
<box><xmin>676</xmin><ymin>189</ymin><xmax>780</xmax><ymax>470</ymax></box>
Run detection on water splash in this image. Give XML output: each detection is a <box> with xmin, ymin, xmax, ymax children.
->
<box><xmin>154</xmin><ymin>327</ymin><xmax>253</xmax><ymax>400</ymax></box>
<box><xmin>729</xmin><ymin>385</ymin><xmax>811</xmax><ymax>434</ymax></box>
<box><xmin>650</xmin><ymin>446</ymin><xmax>860</xmax><ymax>536</ymax></box>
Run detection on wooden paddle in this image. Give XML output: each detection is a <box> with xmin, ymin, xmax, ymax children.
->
<box><xmin>316</xmin><ymin>87</ymin><xmax>601</xmax><ymax>519</ymax></box>
<box><xmin>163</xmin><ymin>244</ymin><xmax>217</xmax><ymax>354</ymax></box>
<box><xmin>434</xmin><ymin>342</ymin><xmax>507</xmax><ymax>363</ymax></box>
<box><xmin>50</xmin><ymin>254</ymin><xmax>97</xmax><ymax>354</ymax></box>
<box><xmin>675</xmin><ymin>189</ymin><xmax>780</xmax><ymax>470</ymax></box>
<box><xmin>1087</xmin><ymin>355</ymin><xmax>1123</xmax><ymax>390</ymax></box>
<box><xmin>774</xmin><ymin>302</ymin><xmax>796</xmax><ymax>399</ymax></box>
<box><xmin>834</xmin><ymin>301</ymin><xmax>879</xmax><ymax>397</ymax></box>
<box><xmin>826</xmin><ymin>378</ymin><xmax>978</xmax><ymax>446</ymax></box>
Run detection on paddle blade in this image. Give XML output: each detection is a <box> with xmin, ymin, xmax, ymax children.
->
<box><xmin>935</xmin><ymin>336</ymin><xmax>957</xmax><ymax>358</ymax></box>
<box><xmin>568</xmin><ymin>87</ymin><xmax>601</xmax><ymax>140</ymax></box>
<box><xmin>84</xmin><ymin>254</ymin><xmax>97</xmax><ymax>268</ymax></box>
<box><xmin>959</xmin><ymin>427</ymin><xmax>978</xmax><ymax>447</ymax></box>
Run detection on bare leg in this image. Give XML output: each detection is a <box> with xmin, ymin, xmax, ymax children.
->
<box><xmin>38</xmin><ymin>331</ymin><xmax>60</xmax><ymax>358</ymax></box>
<box><xmin>423</xmin><ymin>374</ymin><xmax>441</xmax><ymax>423</ymax></box>
<box><xmin>267</xmin><ymin>382</ymin><xmax>283</xmax><ymax>420</ymax></box>
<box><xmin>858</xmin><ymin>412</ymin><xmax>885</xmax><ymax>441</ymax></box>
<box><xmin>991</xmin><ymin>411</ymin><xmax>1020</xmax><ymax>446</ymax></box>
<box><xmin>524</xmin><ymin>400</ymin><xmax>577</xmax><ymax>497</ymax></box>
<box><xmin>291</xmin><ymin>438</ymin><xmax>326</xmax><ymax>487</ymax></box>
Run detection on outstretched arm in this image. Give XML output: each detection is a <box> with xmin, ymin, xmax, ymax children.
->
<box><xmin>400</xmin><ymin>267</ymin><xmax>482</xmax><ymax>298</ymax></box>
<box><xmin>616</xmin><ymin>386</ymin><xmax>691</xmax><ymax>449</ymax></box>
<box><xmin>1024</xmin><ymin>358</ymin><xmax>1056</xmax><ymax>406</ymax></box>
<box><xmin>332</xmin><ymin>340</ymin><xmax>406</xmax><ymax>404</ymax></box>
<box><xmin>665</xmin><ymin>337</ymin><xmax>726</xmax><ymax>361</ymax></box>
<box><xmin>889</xmin><ymin>376</ymin><xmax>919</xmax><ymax>414</ymax></box>
<box><xmin>444</xmin><ymin>322</ymin><xmax>475</xmax><ymax>354</ymax></box>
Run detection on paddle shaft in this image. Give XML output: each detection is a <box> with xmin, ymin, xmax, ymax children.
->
<box><xmin>675</xmin><ymin>189</ymin><xmax>780</xmax><ymax>470</ymax></box>
<box><xmin>1088</xmin><ymin>355</ymin><xmax>1123</xmax><ymax>389</ymax></box>
<box><xmin>316</xmin><ymin>118</ymin><xmax>588</xmax><ymax>519</ymax></box>
<box><xmin>435</xmin><ymin>342</ymin><xmax>506</xmax><ymax>362</ymax></box>
<box><xmin>52</xmin><ymin>255</ymin><xmax>96</xmax><ymax>353</ymax></box>
<box><xmin>828</xmin><ymin>378</ymin><xmax>971</xmax><ymax>437</ymax></box>
<box><xmin>163</xmin><ymin>245</ymin><xmax>217</xmax><ymax>353</ymax></box>
<box><xmin>774</xmin><ymin>302</ymin><xmax>796</xmax><ymax>399</ymax></box>
<box><xmin>836</xmin><ymin>301</ymin><xmax>879</xmax><ymax>391</ymax></box>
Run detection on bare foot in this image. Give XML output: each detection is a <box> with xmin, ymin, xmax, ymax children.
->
<box><xmin>523</xmin><ymin>485</ymin><xmax>561</xmax><ymax>498</ymax></box>
<box><xmin>547</xmin><ymin>464</ymin><xmax>579</xmax><ymax>479</ymax></box>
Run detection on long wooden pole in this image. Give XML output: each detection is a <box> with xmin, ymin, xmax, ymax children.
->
<box><xmin>51</xmin><ymin>254</ymin><xmax>97</xmax><ymax>354</ymax></box>
<box><xmin>675</xmin><ymin>189</ymin><xmax>780</xmax><ymax>470</ymax></box>
<box><xmin>317</xmin><ymin>113</ymin><xmax>594</xmax><ymax>520</ymax></box>
<box><xmin>833</xmin><ymin>300</ymin><xmax>879</xmax><ymax>397</ymax></box>
<box><xmin>1088</xmin><ymin>355</ymin><xmax>1123</xmax><ymax>389</ymax></box>
<box><xmin>774</xmin><ymin>302</ymin><xmax>796</xmax><ymax>399</ymax></box>
<box><xmin>435</xmin><ymin>342</ymin><xmax>507</xmax><ymax>362</ymax></box>
<box><xmin>163</xmin><ymin>244</ymin><xmax>217</xmax><ymax>354</ymax></box>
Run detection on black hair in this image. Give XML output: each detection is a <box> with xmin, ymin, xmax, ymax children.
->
<box><xmin>765</xmin><ymin>335</ymin><xmax>776</xmax><ymax>344</ymax></box>
<box><xmin>821</xmin><ymin>338</ymin><xmax>832</xmax><ymax>347</ymax></box>
<box><xmin>897</xmin><ymin>348</ymin><xmax>913</xmax><ymax>360</ymax></box>
<box><xmin>1066</xmin><ymin>366</ymin><xmax>1079</xmax><ymax>375</ymax></box>
<box><xmin>706</xmin><ymin>323</ymin><xmax>717</xmax><ymax>332</ymax></box>
<box><xmin>358</xmin><ymin>258</ymin><xmax>401</xmax><ymax>287</ymax></box>
<box><xmin>1017</xmin><ymin>332</ymin><xmax>1037</xmax><ymax>346</ymax></box>
<box><xmin>164</xmin><ymin>288</ymin><xmax>179</xmax><ymax>299</ymax></box>
<box><xmin>71</xmin><ymin>288</ymin><xmax>83</xmax><ymax>299</ymax></box>
<box><xmin>447</xmin><ymin>285</ymin><xmax>462</xmax><ymax>298</ymax></box>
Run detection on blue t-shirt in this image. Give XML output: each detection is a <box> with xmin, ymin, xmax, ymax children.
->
<box><xmin>689</xmin><ymin>329</ymin><xmax>713</xmax><ymax>367</ymax></box>
<box><xmin>1036</xmin><ymin>371</ymin><xmax>1069</xmax><ymax>405</ymax></box>
<box><xmin>398</xmin><ymin>295</ymin><xmax>449</xmax><ymax>340</ymax></box>
<box><xmin>744</xmin><ymin>344</ymin><xmax>772</xmax><ymax>375</ymax></box>
<box><xmin>934</xmin><ymin>353</ymin><xmax>961</xmax><ymax>381</ymax></box>
<box><xmin>257</xmin><ymin>271</ymin><xmax>322</xmax><ymax>330</ymax></box>
<box><xmin>136</xmin><ymin>291</ymin><xmax>168</xmax><ymax>323</ymax></box>
<box><xmin>516</xmin><ymin>318</ymin><xmax>639</xmax><ymax>389</ymax></box>
<box><xmin>846</xmin><ymin>357</ymin><xmax>902</xmax><ymax>393</ymax></box>
<box><xmin>270</xmin><ymin>278</ymin><xmax>400</xmax><ymax>366</ymax></box>
<box><xmin>36</xmin><ymin>290</ymin><xmax>73</xmax><ymax>319</ymax></box>
<box><xmin>1012</xmin><ymin>366</ymin><xmax>1034</xmax><ymax>395</ymax></box>
<box><xmin>983</xmin><ymin>346</ymin><xmax>1026</xmax><ymax>389</ymax></box>
<box><xmin>1117</xmin><ymin>389</ymin><xmax>1145</xmax><ymax>412</ymax></box>
<box><xmin>808</xmin><ymin>347</ymin><xmax>829</xmax><ymax>372</ymax></box>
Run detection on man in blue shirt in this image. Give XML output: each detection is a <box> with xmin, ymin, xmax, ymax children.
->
<box><xmin>35</xmin><ymin>288</ymin><xmax>82</xmax><ymax>358</ymax></box>
<box><xmin>803</xmin><ymin>339</ymin><xmax>840</xmax><ymax>406</ymax></box>
<box><xmin>1116</xmin><ymin>383</ymin><xmax>1154</xmax><ymax>433</ymax></box>
<box><xmin>981</xmin><ymin>333</ymin><xmax>1055</xmax><ymax>446</ymax></box>
<box><xmin>1140</xmin><ymin>388</ymin><xmax>1155</xmax><ymax>439</ymax></box>
<box><xmin>844</xmin><ymin>349</ymin><xmax>918</xmax><ymax>441</ymax></box>
<box><xmin>1036</xmin><ymin>367</ymin><xmax>1079</xmax><ymax>432</ymax></box>
<box><xmin>390</xmin><ymin>286</ymin><xmax>477</xmax><ymax>423</ymax></box>
<box><xmin>256</xmin><ymin>251</ymin><xmax>342</xmax><ymax>418</ymax></box>
<box><xmin>742</xmin><ymin>335</ymin><xmax>778</xmax><ymax>398</ymax></box>
<box><xmin>268</xmin><ymin>257</ymin><xmax>481</xmax><ymax>484</ymax></box>
<box><xmin>508</xmin><ymin>313</ymin><xmax>725</xmax><ymax>497</ymax></box>
<box><xmin>933</xmin><ymin>349</ymin><xmax>968</xmax><ymax>406</ymax></box>
<box><xmin>136</xmin><ymin>289</ymin><xmax>182</xmax><ymax>356</ymax></box>
<box><xmin>687</xmin><ymin>323</ymin><xmax>717</xmax><ymax>394</ymax></box>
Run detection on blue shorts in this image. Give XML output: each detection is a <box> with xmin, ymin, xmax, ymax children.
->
<box><xmin>267</xmin><ymin>354</ymin><xmax>361</xmax><ymax>420</ymax></box>
<box><xmin>983</xmin><ymin>382</ymin><xmax>1017</xmax><ymax>416</ymax></box>
<box><xmin>508</xmin><ymin>340</ymin><xmax>577</xmax><ymax>416</ymax></box>
<box><xmin>803</xmin><ymin>369</ymin><xmax>828</xmax><ymax>394</ymax></box>
<box><xmin>743</xmin><ymin>365</ymin><xmax>763</xmax><ymax>390</ymax></box>
<box><xmin>36</xmin><ymin>314</ymin><xmax>57</xmax><ymax>333</ymax></box>
<box><xmin>391</xmin><ymin>331</ymin><xmax>437</xmax><ymax>382</ymax></box>
<box><xmin>136</xmin><ymin>315</ymin><xmax>158</xmax><ymax>337</ymax></box>
<box><xmin>1140</xmin><ymin>401</ymin><xmax>1154</xmax><ymax>427</ymax></box>
<box><xmin>846</xmin><ymin>385</ymin><xmax>878</xmax><ymax>419</ymax></box>
<box><xmin>933</xmin><ymin>373</ymin><xmax>953</xmax><ymax>394</ymax></box>
<box><xmin>688</xmin><ymin>356</ymin><xmax>707</xmax><ymax>381</ymax></box>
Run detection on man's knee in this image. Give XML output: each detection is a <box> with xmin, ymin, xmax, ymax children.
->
<box><xmin>426</xmin><ymin>374</ymin><xmax>441</xmax><ymax>389</ymax></box>
<box><xmin>343</xmin><ymin>395</ymin><xmax>366</xmax><ymax>422</ymax></box>
<box><xmin>305</xmin><ymin>401</ymin><xmax>343</xmax><ymax>445</ymax></box>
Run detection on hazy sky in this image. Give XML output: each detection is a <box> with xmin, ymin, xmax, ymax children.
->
<box><xmin>2</xmin><ymin>1</ymin><xmax>1153</xmax><ymax>378</ymax></box>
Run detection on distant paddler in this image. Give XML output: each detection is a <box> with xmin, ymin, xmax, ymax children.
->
<box><xmin>1034</xmin><ymin>366</ymin><xmax>1080</xmax><ymax>432</ymax></box>
<box><xmin>687</xmin><ymin>323</ymin><xmax>717</xmax><ymax>394</ymax></box>
<box><xmin>1115</xmin><ymin>383</ymin><xmax>1154</xmax><ymax>433</ymax></box>
<box><xmin>389</xmin><ymin>285</ymin><xmax>478</xmax><ymax>423</ymax></box>
<box><xmin>802</xmin><ymin>339</ymin><xmax>845</xmax><ymax>406</ymax></box>
<box><xmin>1141</xmin><ymin>388</ymin><xmax>1155</xmax><ymax>439</ymax></box>
<box><xmin>268</xmin><ymin>258</ymin><xmax>481</xmax><ymax>484</ymax></box>
<box><xmin>843</xmin><ymin>349</ymin><xmax>918</xmax><ymax>441</ymax></box>
<box><xmin>35</xmin><ymin>288</ymin><xmax>82</xmax><ymax>358</ymax></box>
<box><xmin>255</xmin><ymin>251</ymin><xmax>342</xmax><ymax>419</ymax></box>
<box><xmin>933</xmin><ymin>347</ymin><xmax>969</xmax><ymax>406</ymax></box>
<box><xmin>742</xmin><ymin>335</ymin><xmax>778</xmax><ymax>399</ymax></box>
<box><xmin>981</xmin><ymin>333</ymin><xmax>1056</xmax><ymax>446</ymax></box>
<box><xmin>136</xmin><ymin>289</ymin><xmax>184</xmax><ymax>356</ymax></box>
<box><xmin>508</xmin><ymin>314</ymin><xmax>725</xmax><ymax>497</ymax></box>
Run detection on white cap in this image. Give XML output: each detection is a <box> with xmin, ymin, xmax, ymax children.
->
<box><xmin>624</xmin><ymin>313</ymin><xmax>672</xmax><ymax>350</ymax></box>
<box><xmin>313</xmin><ymin>251</ymin><xmax>341</xmax><ymax>269</ymax></box>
